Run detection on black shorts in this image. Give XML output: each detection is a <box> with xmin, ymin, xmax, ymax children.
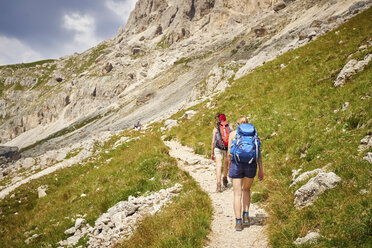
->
<box><xmin>229</xmin><ymin>160</ymin><xmax>257</xmax><ymax>178</ymax></box>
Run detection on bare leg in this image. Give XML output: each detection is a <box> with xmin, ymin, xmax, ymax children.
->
<box><xmin>223</xmin><ymin>156</ymin><xmax>229</xmax><ymax>178</ymax></box>
<box><xmin>215</xmin><ymin>155</ymin><xmax>222</xmax><ymax>184</ymax></box>
<box><xmin>242</xmin><ymin>177</ymin><xmax>254</xmax><ymax>212</ymax></box>
<box><xmin>232</xmin><ymin>178</ymin><xmax>243</xmax><ymax>219</ymax></box>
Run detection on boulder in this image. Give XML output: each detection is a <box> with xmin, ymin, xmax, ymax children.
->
<box><xmin>290</xmin><ymin>167</ymin><xmax>326</xmax><ymax>188</ymax></box>
<box><xmin>64</xmin><ymin>226</ymin><xmax>76</xmax><ymax>235</ymax></box>
<box><xmin>294</xmin><ymin>172</ymin><xmax>341</xmax><ymax>209</ymax></box>
<box><xmin>183</xmin><ymin>110</ymin><xmax>197</xmax><ymax>120</ymax></box>
<box><xmin>132</xmin><ymin>46</ymin><xmax>141</xmax><ymax>56</ymax></box>
<box><xmin>37</xmin><ymin>185</ymin><xmax>47</xmax><ymax>198</ymax></box>
<box><xmin>128</xmin><ymin>73</ymin><xmax>135</xmax><ymax>79</ymax></box>
<box><xmin>107</xmin><ymin>201</ymin><xmax>138</xmax><ymax>217</ymax></box>
<box><xmin>254</xmin><ymin>28</ymin><xmax>267</xmax><ymax>37</ymax></box>
<box><xmin>273</xmin><ymin>3</ymin><xmax>286</xmax><ymax>12</ymax></box>
<box><xmin>55</xmin><ymin>77</ymin><xmax>63</xmax><ymax>83</ymax></box>
<box><xmin>310</xmin><ymin>20</ymin><xmax>322</xmax><ymax>28</ymax></box>
<box><xmin>103</xmin><ymin>63</ymin><xmax>113</xmax><ymax>74</ymax></box>
<box><xmin>358</xmin><ymin>135</ymin><xmax>372</xmax><ymax>152</ymax></box>
<box><xmin>363</xmin><ymin>152</ymin><xmax>372</xmax><ymax>164</ymax></box>
<box><xmin>294</xmin><ymin>232</ymin><xmax>321</xmax><ymax>245</ymax></box>
<box><xmin>74</xmin><ymin>218</ymin><xmax>86</xmax><ymax>229</ymax></box>
<box><xmin>154</xmin><ymin>24</ymin><xmax>163</xmax><ymax>36</ymax></box>
<box><xmin>327</xmin><ymin>15</ymin><xmax>340</xmax><ymax>24</ymax></box>
<box><xmin>334</xmin><ymin>54</ymin><xmax>372</xmax><ymax>87</ymax></box>
<box><xmin>164</xmin><ymin>119</ymin><xmax>178</xmax><ymax>130</ymax></box>
<box><xmin>136</xmin><ymin>92</ymin><xmax>154</xmax><ymax>106</ymax></box>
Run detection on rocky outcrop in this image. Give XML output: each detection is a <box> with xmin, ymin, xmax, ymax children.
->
<box><xmin>363</xmin><ymin>152</ymin><xmax>372</xmax><ymax>164</ymax></box>
<box><xmin>0</xmin><ymin>146</ymin><xmax>20</xmax><ymax>164</ymax></box>
<box><xmin>294</xmin><ymin>172</ymin><xmax>341</xmax><ymax>209</ymax></box>
<box><xmin>294</xmin><ymin>232</ymin><xmax>321</xmax><ymax>245</ymax></box>
<box><xmin>334</xmin><ymin>54</ymin><xmax>372</xmax><ymax>87</ymax></box>
<box><xmin>1</xmin><ymin>0</ymin><xmax>370</xmax><ymax>161</ymax></box>
<box><xmin>273</xmin><ymin>3</ymin><xmax>286</xmax><ymax>12</ymax></box>
<box><xmin>183</xmin><ymin>110</ymin><xmax>197</xmax><ymax>120</ymax></box>
<box><xmin>358</xmin><ymin>134</ymin><xmax>372</xmax><ymax>152</ymax></box>
<box><xmin>349</xmin><ymin>1</ymin><xmax>370</xmax><ymax>14</ymax></box>
<box><xmin>37</xmin><ymin>185</ymin><xmax>47</xmax><ymax>198</ymax></box>
<box><xmin>290</xmin><ymin>167</ymin><xmax>327</xmax><ymax>188</ymax></box>
<box><xmin>0</xmin><ymin>131</ymin><xmax>112</xmax><ymax>199</ymax></box>
<box><xmin>58</xmin><ymin>184</ymin><xmax>182</xmax><ymax>248</ymax></box>
<box><xmin>161</xmin><ymin>119</ymin><xmax>178</xmax><ymax>132</ymax></box>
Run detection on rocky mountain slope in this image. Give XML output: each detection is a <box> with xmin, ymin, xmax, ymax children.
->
<box><xmin>1</xmin><ymin>0</ymin><xmax>369</xmax><ymax>155</ymax></box>
<box><xmin>0</xmin><ymin>1</ymin><xmax>371</xmax><ymax>247</ymax></box>
<box><xmin>0</xmin><ymin>0</ymin><xmax>370</xmax><ymax>192</ymax></box>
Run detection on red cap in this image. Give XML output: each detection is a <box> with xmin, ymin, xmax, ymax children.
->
<box><xmin>218</xmin><ymin>114</ymin><xmax>226</xmax><ymax>121</ymax></box>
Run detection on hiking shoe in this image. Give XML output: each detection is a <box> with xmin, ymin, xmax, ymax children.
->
<box><xmin>223</xmin><ymin>177</ymin><xmax>228</xmax><ymax>187</ymax></box>
<box><xmin>216</xmin><ymin>183</ymin><xmax>222</xmax><ymax>192</ymax></box>
<box><xmin>243</xmin><ymin>215</ymin><xmax>250</xmax><ymax>227</ymax></box>
<box><xmin>235</xmin><ymin>219</ymin><xmax>243</xmax><ymax>231</ymax></box>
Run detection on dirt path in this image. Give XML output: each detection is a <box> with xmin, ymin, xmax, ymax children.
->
<box><xmin>164</xmin><ymin>140</ymin><xmax>269</xmax><ymax>248</ymax></box>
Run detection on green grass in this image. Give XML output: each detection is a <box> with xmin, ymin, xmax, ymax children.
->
<box><xmin>0</xmin><ymin>132</ymin><xmax>212</xmax><ymax>247</ymax></box>
<box><xmin>156</xmin><ymin>35</ymin><xmax>170</xmax><ymax>49</ymax></box>
<box><xmin>63</xmin><ymin>43</ymin><xmax>108</xmax><ymax>75</ymax></box>
<box><xmin>119</xmin><ymin>176</ymin><xmax>211</xmax><ymax>248</ymax></box>
<box><xmin>168</xmin><ymin>8</ymin><xmax>372</xmax><ymax>248</ymax></box>
<box><xmin>64</xmin><ymin>148</ymin><xmax>83</xmax><ymax>160</ymax></box>
<box><xmin>20</xmin><ymin>112</ymin><xmax>107</xmax><ymax>153</ymax></box>
<box><xmin>0</xmin><ymin>59</ymin><xmax>56</xmax><ymax>70</ymax></box>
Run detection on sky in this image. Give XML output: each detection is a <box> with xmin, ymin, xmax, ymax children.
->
<box><xmin>0</xmin><ymin>0</ymin><xmax>137</xmax><ymax>66</ymax></box>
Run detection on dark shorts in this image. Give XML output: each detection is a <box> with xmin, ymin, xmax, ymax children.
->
<box><xmin>229</xmin><ymin>160</ymin><xmax>257</xmax><ymax>179</ymax></box>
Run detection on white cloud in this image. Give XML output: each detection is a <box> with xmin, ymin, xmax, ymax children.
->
<box><xmin>62</xmin><ymin>12</ymin><xmax>100</xmax><ymax>53</ymax></box>
<box><xmin>0</xmin><ymin>35</ymin><xmax>43</xmax><ymax>65</ymax></box>
<box><xmin>105</xmin><ymin>0</ymin><xmax>137</xmax><ymax>21</ymax></box>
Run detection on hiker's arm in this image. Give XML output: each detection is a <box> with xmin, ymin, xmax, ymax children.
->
<box><xmin>211</xmin><ymin>128</ymin><xmax>216</xmax><ymax>160</ymax></box>
<box><xmin>258</xmin><ymin>154</ymin><xmax>264</xmax><ymax>181</ymax></box>
<box><xmin>227</xmin><ymin>131</ymin><xmax>234</xmax><ymax>159</ymax></box>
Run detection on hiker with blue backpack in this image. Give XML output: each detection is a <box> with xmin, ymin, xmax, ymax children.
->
<box><xmin>228</xmin><ymin>116</ymin><xmax>264</xmax><ymax>231</ymax></box>
<box><xmin>211</xmin><ymin>113</ymin><xmax>231</xmax><ymax>192</ymax></box>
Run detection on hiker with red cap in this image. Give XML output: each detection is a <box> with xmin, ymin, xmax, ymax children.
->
<box><xmin>211</xmin><ymin>113</ymin><xmax>231</xmax><ymax>192</ymax></box>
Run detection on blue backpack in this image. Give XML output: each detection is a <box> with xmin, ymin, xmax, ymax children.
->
<box><xmin>230</xmin><ymin>123</ymin><xmax>260</xmax><ymax>164</ymax></box>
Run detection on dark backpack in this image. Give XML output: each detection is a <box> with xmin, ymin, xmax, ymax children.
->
<box><xmin>215</xmin><ymin>121</ymin><xmax>230</xmax><ymax>150</ymax></box>
<box><xmin>230</xmin><ymin>123</ymin><xmax>260</xmax><ymax>164</ymax></box>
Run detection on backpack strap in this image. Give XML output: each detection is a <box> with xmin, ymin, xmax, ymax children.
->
<box><xmin>216</xmin><ymin>122</ymin><xmax>227</xmax><ymax>149</ymax></box>
<box><xmin>255</xmin><ymin>137</ymin><xmax>258</xmax><ymax>162</ymax></box>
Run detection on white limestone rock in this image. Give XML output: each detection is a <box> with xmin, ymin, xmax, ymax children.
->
<box><xmin>294</xmin><ymin>232</ymin><xmax>321</xmax><ymax>245</ymax></box>
<box><xmin>358</xmin><ymin>135</ymin><xmax>372</xmax><ymax>152</ymax></box>
<box><xmin>290</xmin><ymin>167</ymin><xmax>326</xmax><ymax>188</ymax></box>
<box><xmin>334</xmin><ymin>54</ymin><xmax>372</xmax><ymax>87</ymax></box>
<box><xmin>294</xmin><ymin>172</ymin><xmax>341</xmax><ymax>209</ymax></box>
<box><xmin>74</xmin><ymin>218</ymin><xmax>86</xmax><ymax>229</ymax></box>
<box><xmin>64</xmin><ymin>226</ymin><xmax>76</xmax><ymax>235</ymax></box>
<box><xmin>163</xmin><ymin>119</ymin><xmax>178</xmax><ymax>131</ymax></box>
<box><xmin>58</xmin><ymin>184</ymin><xmax>183</xmax><ymax>248</ymax></box>
<box><xmin>37</xmin><ymin>185</ymin><xmax>47</xmax><ymax>198</ymax></box>
<box><xmin>363</xmin><ymin>152</ymin><xmax>372</xmax><ymax>164</ymax></box>
<box><xmin>183</xmin><ymin>110</ymin><xmax>197</xmax><ymax>120</ymax></box>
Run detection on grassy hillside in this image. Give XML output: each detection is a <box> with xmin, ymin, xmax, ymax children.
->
<box><xmin>0</xmin><ymin>131</ymin><xmax>212</xmax><ymax>247</ymax></box>
<box><xmin>1</xmin><ymin>7</ymin><xmax>371</xmax><ymax>248</ymax></box>
<box><xmin>167</xmin><ymin>8</ymin><xmax>372</xmax><ymax>247</ymax></box>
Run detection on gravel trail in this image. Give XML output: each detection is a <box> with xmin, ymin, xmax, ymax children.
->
<box><xmin>165</xmin><ymin>140</ymin><xmax>269</xmax><ymax>248</ymax></box>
